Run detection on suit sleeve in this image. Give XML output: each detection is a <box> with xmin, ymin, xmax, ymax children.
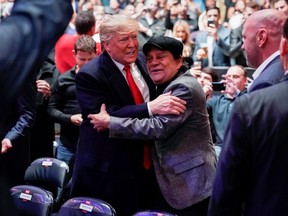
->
<box><xmin>76</xmin><ymin>68</ymin><xmax>149</xmax><ymax>121</ymax></box>
<box><xmin>109</xmin><ymin>84</ymin><xmax>193</xmax><ymax>140</ymax></box>
<box><xmin>5</xmin><ymin>72</ymin><xmax>37</xmax><ymax>143</ymax></box>
<box><xmin>208</xmin><ymin>96</ymin><xmax>252</xmax><ymax>216</ymax></box>
<box><xmin>0</xmin><ymin>0</ymin><xmax>73</xmax><ymax>104</ymax></box>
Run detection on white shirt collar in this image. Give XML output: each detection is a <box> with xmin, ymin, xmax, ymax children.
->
<box><xmin>111</xmin><ymin>59</ymin><xmax>135</xmax><ymax>72</ymax></box>
<box><xmin>252</xmin><ymin>50</ymin><xmax>280</xmax><ymax>80</ymax></box>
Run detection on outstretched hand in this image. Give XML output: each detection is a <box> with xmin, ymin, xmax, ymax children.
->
<box><xmin>149</xmin><ymin>91</ymin><xmax>187</xmax><ymax>115</ymax></box>
<box><xmin>1</xmin><ymin>138</ymin><xmax>12</xmax><ymax>154</ymax></box>
<box><xmin>88</xmin><ymin>104</ymin><xmax>110</xmax><ymax>132</ymax></box>
<box><xmin>221</xmin><ymin>75</ymin><xmax>240</xmax><ymax>98</ymax></box>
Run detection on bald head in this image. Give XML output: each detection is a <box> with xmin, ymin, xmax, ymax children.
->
<box><xmin>242</xmin><ymin>9</ymin><xmax>286</xmax><ymax>68</ymax></box>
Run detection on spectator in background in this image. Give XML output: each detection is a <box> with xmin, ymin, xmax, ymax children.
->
<box><xmin>172</xmin><ymin>20</ymin><xmax>194</xmax><ymax>68</ymax></box>
<box><xmin>217</xmin><ymin>1</ymin><xmax>260</xmax><ymax>67</ymax></box>
<box><xmin>273</xmin><ymin>0</ymin><xmax>288</xmax><ymax>15</ymax></box>
<box><xmin>259</xmin><ymin>0</ymin><xmax>271</xmax><ymax>9</ymax></box>
<box><xmin>55</xmin><ymin>11</ymin><xmax>96</xmax><ymax>74</ymax></box>
<box><xmin>218</xmin><ymin>0</ymin><xmax>255</xmax><ymax>67</ymax></box>
<box><xmin>244</xmin><ymin>1</ymin><xmax>260</xmax><ymax>18</ymax></box>
<box><xmin>208</xmin><ymin>17</ymin><xmax>288</xmax><ymax>216</ymax></box>
<box><xmin>225</xmin><ymin>0</ymin><xmax>246</xmax><ymax>21</ymax></box>
<box><xmin>0</xmin><ymin>1</ymin><xmax>72</xmax><ymax>214</ymax></box>
<box><xmin>193</xmin><ymin>6</ymin><xmax>231</xmax><ymax>67</ymax></box>
<box><xmin>197</xmin><ymin>0</ymin><xmax>216</xmax><ymax>31</ymax></box>
<box><xmin>105</xmin><ymin>0</ymin><xmax>121</xmax><ymax>15</ymax></box>
<box><xmin>156</xmin><ymin>0</ymin><xmax>168</xmax><ymax>20</ymax></box>
<box><xmin>197</xmin><ymin>67</ymin><xmax>218</xmax><ymax>99</ymax></box>
<box><xmin>165</xmin><ymin>0</ymin><xmax>198</xmax><ymax>34</ymax></box>
<box><xmin>138</xmin><ymin>0</ymin><xmax>166</xmax><ymax>49</ymax></box>
<box><xmin>243</xmin><ymin>9</ymin><xmax>286</xmax><ymax>92</ymax></box>
<box><xmin>30</xmin><ymin>51</ymin><xmax>60</xmax><ymax>161</ymax></box>
<box><xmin>48</xmin><ymin>35</ymin><xmax>97</xmax><ymax>178</ymax></box>
<box><xmin>207</xmin><ymin>65</ymin><xmax>248</xmax><ymax>157</ymax></box>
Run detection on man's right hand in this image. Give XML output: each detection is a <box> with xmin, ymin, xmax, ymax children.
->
<box><xmin>149</xmin><ymin>91</ymin><xmax>186</xmax><ymax>115</ymax></box>
<box><xmin>1</xmin><ymin>138</ymin><xmax>12</xmax><ymax>154</ymax></box>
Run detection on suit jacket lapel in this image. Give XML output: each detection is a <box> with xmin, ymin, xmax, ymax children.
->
<box><xmin>101</xmin><ymin>52</ymin><xmax>156</xmax><ymax>104</ymax></box>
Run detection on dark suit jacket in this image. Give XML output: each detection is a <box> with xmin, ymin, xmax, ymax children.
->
<box><xmin>249</xmin><ymin>55</ymin><xmax>285</xmax><ymax>92</ymax></box>
<box><xmin>0</xmin><ymin>71</ymin><xmax>37</xmax><ymax>187</ymax></box>
<box><xmin>0</xmin><ymin>0</ymin><xmax>73</xmax><ymax>129</ymax></box>
<box><xmin>208</xmin><ymin>75</ymin><xmax>288</xmax><ymax>216</ymax></box>
<box><xmin>71</xmin><ymin>51</ymin><xmax>156</xmax><ymax>215</ymax></box>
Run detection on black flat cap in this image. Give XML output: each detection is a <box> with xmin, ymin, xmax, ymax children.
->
<box><xmin>143</xmin><ymin>36</ymin><xmax>183</xmax><ymax>58</ymax></box>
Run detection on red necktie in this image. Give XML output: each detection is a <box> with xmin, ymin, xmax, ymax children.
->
<box><xmin>124</xmin><ymin>65</ymin><xmax>152</xmax><ymax>170</ymax></box>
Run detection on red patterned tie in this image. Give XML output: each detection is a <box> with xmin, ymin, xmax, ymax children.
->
<box><xmin>124</xmin><ymin>65</ymin><xmax>152</xmax><ymax>170</ymax></box>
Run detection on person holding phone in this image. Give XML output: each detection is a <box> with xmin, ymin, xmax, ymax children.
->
<box><xmin>206</xmin><ymin>65</ymin><xmax>248</xmax><ymax>157</ymax></box>
<box><xmin>192</xmin><ymin>6</ymin><xmax>231</xmax><ymax>67</ymax></box>
<box><xmin>196</xmin><ymin>67</ymin><xmax>218</xmax><ymax>99</ymax></box>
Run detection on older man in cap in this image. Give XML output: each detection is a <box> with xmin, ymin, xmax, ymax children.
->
<box><xmin>89</xmin><ymin>35</ymin><xmax>217</xmax><ymax>216</ymax></box>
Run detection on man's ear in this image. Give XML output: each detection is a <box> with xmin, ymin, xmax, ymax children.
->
<box><xmin>257</xmin><ymin>29</ymin><xmax>267</xmax><ymax>48</ymax></box>
<box><xmin>72</xmin><ymin>49</ymin><xmax>76</xmax><ymax>59</ymax></box>
<box><xmin>103</xmin><ymin>41</ymin><xmax>110</xmax><ymax>53</ymax></box>
<box><xmin>176</xmin><ymin>58</ymin><xmax>183</xmax><ymax>70</ymax></box>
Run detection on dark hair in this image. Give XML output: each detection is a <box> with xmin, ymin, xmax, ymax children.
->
<box><xmin>283</xmin><ymin>18</ymin><xmax>288</xmax><ymax>39</ymax></box>
<box><xmin>201</xmin><ymin>67</ymin><xmax>218</xmax><ymax>82</ymax></box>
<box><xmin>246</xmin><ymin>1</ymin><xmax>260</xmax><ymax>10</ymax></box>
<box><xmin>206</xmin><ymin>6</ymin><xmax>220</xmax><ymax>15</ymax></box>
<box><xmin>75</xmin><ymin>11</ymin><xmax>95</xmax><ymax>35</ymax></box>
<box><xmin>228</xmin><ymin>65</ymin><xmax>248</xmax><ymax>77</ymax></box>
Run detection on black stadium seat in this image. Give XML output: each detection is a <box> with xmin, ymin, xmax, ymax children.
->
<box><xmin>10</xmin><ymin>185</ymin><xmax>53</xmax><ymax>216</ymax></box>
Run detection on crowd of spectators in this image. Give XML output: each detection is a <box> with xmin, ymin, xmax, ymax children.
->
<box><xmin>2</xmin><ymin>0</ymin><xmax>288</xmax><ymax>215</ymax></box>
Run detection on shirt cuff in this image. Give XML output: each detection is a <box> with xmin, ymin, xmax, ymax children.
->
<box><xmin>147</xmin><ymin>102</ymin><xmax>153</xmax><ymax>117</ymax></box>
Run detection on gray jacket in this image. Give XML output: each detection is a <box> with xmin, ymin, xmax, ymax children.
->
<box><xmin>110</xmin><ymin>71</ymin><xmax>217</xmax><ymax>209</ymax></box>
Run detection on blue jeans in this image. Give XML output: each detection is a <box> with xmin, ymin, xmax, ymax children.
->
<box><xmin>56</xmin><ymin>140</ymin><xmax>76</xmax><ymax>177</ymax></box>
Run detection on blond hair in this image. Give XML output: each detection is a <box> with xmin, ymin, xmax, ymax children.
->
<box><xmin>99</xmin><ymin>14</ymin><xmax>138</xmax><ymax>43</ymax></box>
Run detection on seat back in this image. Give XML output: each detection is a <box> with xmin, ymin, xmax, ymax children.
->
<box><xmin>132</xmin><ymin>210</ymin><xmax>177</xmax><ymax>216</ymax></box>
<box><xmin>24</xmin><ymin>157</ymin><xmax>69</xmax><ymax>205</ymax></box>
<box><xmin>10</xmin><ymin>185</ymin><xmax>53</xmax><ymax>216</ymax></box>
<box><xmin>56</xmin><ymin>197</ymin><xmax>116</xmax><ymax>216</ymax></box>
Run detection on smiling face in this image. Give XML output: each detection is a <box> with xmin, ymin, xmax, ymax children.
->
<box><xmin>104</xmin><ymin>30</ymin><xmax>139</xmax><ymax>65</ymax></box>
<box><xmin>146</xmin><ymin>48</ymin><xmax>183</xmax><ymax>85</ymax></box>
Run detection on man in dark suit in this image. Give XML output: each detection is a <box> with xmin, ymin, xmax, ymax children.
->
<box><xmin>241</xmin><ymin>9</ymin><xmax>286</xmax><ymax>92</ymax></box>
<box><xmin>208</xmin><ymin>17</ymin><xmax>288</xmax><ymax>216</ymax></box>
<box><xmin>0</xmin><ymin>0</ymin><xmax>72</xmax><ymax>128</ymax></box>
<box><xmin>71</xmin><ymin>15</ymin><xmax>186</xmax><ymax>216</ymax></box>
<box><xmin>0</xmin><ymin>0</ymin><xmax>72</xmax><ymax>215</ymax></box>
